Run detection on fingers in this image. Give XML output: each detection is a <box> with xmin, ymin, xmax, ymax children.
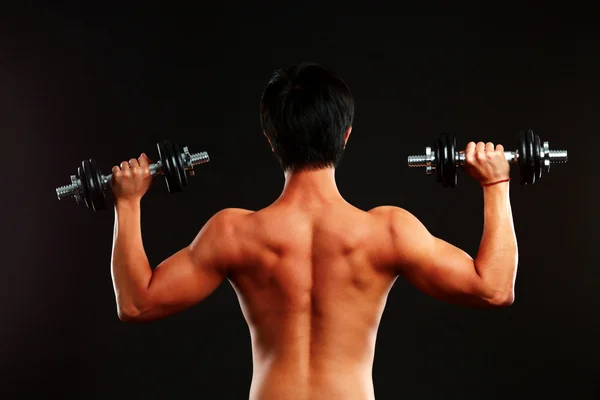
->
<box><xmin>137</xmin><ymin>153</ymin><xmax>153</xmax><ymax>168</ymax></box>
<box><xmin>462</xmin><ymin>138</ymin><xmax>511</xmax><ymax>184</ymax></box>
<box><xmin>465</xmin><ymin>141</ymin><xmax>476</xmax><ymax>154</ymax></box>
<box><xmin>466</xmin><ymin>141</ymin><xmax>503</xmax><ymax>154</ymax></box>
<box><xmin>110</xmin><ymin>153</ymin><xmax>153</xmax><ymax>202</ymax></box>
<box><xmin>118</xmin><ymin>160</ymin><xmax>137</xmax><ymax>176</ymax></box>
<box><xmin>465</xmin><ymin>142</ymin><xmax>479</xmax><ymax>165</ymax></box>
<box><xmin>116</xmin><ymin>156</ymin><xmax>150</xmax><ymax>175</ymax></box>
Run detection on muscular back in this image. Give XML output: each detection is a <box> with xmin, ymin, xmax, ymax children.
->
<box><xmin>118</xmin><ymin>180</ymin><xmax>513</xmax><ymax>399</ymax></box>
<box><xmin>227</xmin><ymin>201</ymin><xmax>397</xmax><ymax>400</ymax></box>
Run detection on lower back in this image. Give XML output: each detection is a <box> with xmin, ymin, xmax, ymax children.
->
<box><xmin>250</xmin><ymin>360</ymin><xmax>375</xmax><ymax>400</ymax></box>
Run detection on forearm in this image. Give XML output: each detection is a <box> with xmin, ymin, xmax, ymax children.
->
<box><xmin>474</xmin><ymin>183</ymin><xmax>518</xmax><ymax>301</ymax></box>
<box><xmin>111</xmin><ymin>201</ymin><xmax>152</xmax><ymax>316</ymax></box>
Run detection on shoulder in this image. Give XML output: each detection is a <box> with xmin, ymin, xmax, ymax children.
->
<box><xmin>190</xmin><ymin>208</ymin><xmax>255</xmax><ymax>266</ymax></box>
<box><xmin>212</xmin><ymin>207</ymin><xmax>255</xmax><ymax>222</ymax></box>
<box><xmin>365</xmin><ymin>206</ymin><xmax>434</xmax><ymax>274</ymax></box>
<box><xmin>213</xmin><ymin>207</ymin><xmax>255</xmax><ymax>218</ymax></box>
<box><xmin>367</xmin><ymin>206</ymin><xmax>429</xmax><ymax>242</ymax></box>
<box><xmin>204</xmin><ymin>208</ymin><xmax>254</xmax><ymax>229</ymax></box>
<box><xmin>193</xmin><ymin>208</ymin><xmax>254</xmax><ymax>243</ymax></box>
<box><xmin>367</xmin><ymin>205</ymin><xmax>416</xmax><ymax>224</ymax></box>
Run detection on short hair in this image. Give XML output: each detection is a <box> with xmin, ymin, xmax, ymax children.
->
<box><xmin>260</xmin><ymin>62</ymin><xmax>354</xmax><ymax>172</ymax></box>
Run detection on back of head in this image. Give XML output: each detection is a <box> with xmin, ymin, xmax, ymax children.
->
<box><xmin>260</xmin><ymin>62</ymin><xmax>355</xmax><ymax>172</ymax></box>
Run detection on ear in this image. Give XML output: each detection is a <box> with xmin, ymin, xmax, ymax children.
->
<box><xmin>264</xmin><ymin>132</ymin><xmax>274</xmax><ymax>153</ymax></box>
<box><xmin>344</xmin><ymin>126</ymin><xmax>352</xmax><ymax>148</ymax></box>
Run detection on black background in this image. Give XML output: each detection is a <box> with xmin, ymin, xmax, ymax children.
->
<box><xmin>1</xmin><ymin>2</ymin><xmax>598</xmax><ymax>399</ymax></box>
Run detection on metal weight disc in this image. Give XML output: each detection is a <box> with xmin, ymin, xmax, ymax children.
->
<box><xmin>520</xmin><ymin>130</ymin><xmax>532</xmax><ymax>185</ymax></box>
<box><xmin>518</xmin><ymin>130</ymin><xmax>535</xmax><ymax>185</ymax></box>
<box><xmin>533</xmin><ymin>134</ymin><xmax>543</xmax><ymax>181</ymax></box>
<box><xmin>525</xmin><ymin>130</ymin><xmax>536</xmax><ymax>185</ymax></box>
<box><xmin>434</xmin><ymin>137</ymin><xmax>443</xmax><ymax>184</ymax></box>
<box><xmin>79</xmin><ymin>159</ymin><xmax>106</xmax><ymax>211</ymax></box>
<box><xmin>437</xmin><ymin>134</ymin><xmax>447</xmax><ymax>186</ymax></box>
<box><xmin>157</xmin><ymin>141</ymin><xmax>175</xmax><ymax>193</ymax></box>
<box><xmin>165</xmin><ymin>141</ymin><xmax>184</xmax><ymax>192</ymax></box>
<box><xmin>445</xmin><ymin>133</ymin><xmax>457</xmax><ymax>187</ymax></box>
<box><xmin>437</xmin><ymin>133</ymin><xmax>453</xmax><ymax>187</ymax></box>
<box><xmin>438</xmin><ymin>133</ymin><xmax>448</xmax><ymax>187</ymax></box>
<box><xmin>77</xmin><ymin>162</ymin><xmax>92</xmax><ymax>209</ymax></box>
<box><xmin>88</xmin><ymin>159</ymin><xmax>107</xmax><ymax>211</ymax></box>
<box><xmin>158</xmin><ymin>141</ymin><xmax>183</xmax><ymax>193</ymax></box>
<box><xmin>173</xmin><ymin>143</ymin><xmax>188</xmax><ymax>188</ymax></box>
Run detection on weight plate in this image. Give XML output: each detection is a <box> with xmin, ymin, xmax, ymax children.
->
<box><xmin>518</xmin><ymin>130</ymin><xmax>535</xmax><ymax>185</ymax></box>
<box><xmin>445</xmin><ymin>133</ymin><xmax>457</xmax><ymax>187</ymax></box>
<box><xmin>165</xmin><ymin>141</ymin><xmax>184</xmax><ymax>192</ymax></box>
<box><xmin>534</xmin><ymin>134</ymin><xmax>542</xmax><ymax>181</ymax></box>
<box><xmin>173</xmin><ymin>142</ymin><xmax>188</xmax><ymax>188</ymax></box>
<box><xmin>77</xmin><ymin>162</ymin><xmax>92</xmax><ymax>209</ymax></box>
<box><xmin>437</xmin><ymin>133</ymin><xmax>456</xmax><ymax>187</ymax></box>
<box><xmin>158</xmin><ymin>141</ymin><xmax>174</xmax><ymax>193</ymax></box>
<box><xmin>158</xmin><ymin>140</ymin><xmax>183</xmax><ymax>193</ymax></box>
<box><xmin>434</xmin><ymin>137</ymin><xmax>442</xmax><ymax>183</ymax></box>
<box><xmin>438</xmin><ymin>134</ymin><xmax>448</xmax><ymax>187</ymax></box>
<box><xmin>520</xmin><ymin>130</ymin><xmax>532</xmax><ymax>185</ymax></box>
<box><xmin>525</xmin><ymin>130</ymin><xmax>535</xmax><ymax>185</ymax></box>
<box><xmin>78</xmin><ymin>159</ymin><xmax>106</xmax><ymax>211</ymax></box>
<box><xmin>88</xmin><ymin>159</ymin><xmax>107</xmax><ymax>211</ymax></box>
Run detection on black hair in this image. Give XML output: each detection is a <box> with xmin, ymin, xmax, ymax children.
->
<box><xmin>260</xmin><ymin>62</ymin><xmax>354</xmax><ymax>172</ymax></box>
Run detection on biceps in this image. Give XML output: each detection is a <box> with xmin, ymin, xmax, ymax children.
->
<box><xmin>401</xmin><ymin>238</ymin><xmax>491</xmax><ymax>306</ymax></box>
<box><xmin>146</xmin><ymin>247</ymin><xmax>225</xmax><ymax>312</ymax></box>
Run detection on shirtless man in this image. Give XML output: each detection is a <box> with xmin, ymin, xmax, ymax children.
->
<box><xmin>110</xmin><ymin>63</ymin><xmax>518</xmax><ymax>399</ymax></box>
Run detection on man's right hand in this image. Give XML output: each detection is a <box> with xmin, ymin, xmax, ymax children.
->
<box><xmin>463</xmin><ymin>141</ymin><xmax>511</xmax><ymax>185</ymax></box>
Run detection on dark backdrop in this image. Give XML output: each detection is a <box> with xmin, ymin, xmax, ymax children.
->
<box><xmin>1</xmin><ymin>3</ymin><xmax>598</xmax><ymax>399</ymax></box>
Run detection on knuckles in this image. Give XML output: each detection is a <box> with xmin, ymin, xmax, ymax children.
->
<box><xmin>112</xmin><ymin>164</ymin><xmax>150</xmax><ymax>179</ymax></box>
<box><xmin>132</xmin><ymin>167</ymin><xmax>150</xmax><ymax>176</ymax></box>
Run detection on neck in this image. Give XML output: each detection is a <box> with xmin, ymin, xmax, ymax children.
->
<box><xmin>277</xmin><ymin>167</ymin><xmax>343</xmax><ymax>204</ymax></box>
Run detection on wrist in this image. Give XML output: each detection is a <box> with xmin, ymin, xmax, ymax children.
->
<box><xmin>481</xmin><ymin>178</ymin><xmax>510</xmax><ymax>187</ymax></box>
<box><xmin>114</xmin><ymin>199</ymin><xmax>141</xmax><ymax>211</ymax></box>
<box><xmin>482</xmin><ymin>182</ymin><xmax>510</xmax><ymax>203</ymax></box>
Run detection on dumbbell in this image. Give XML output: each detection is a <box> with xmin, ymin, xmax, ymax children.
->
<box><xmin>55</xmin><ymin>140</ymin><xmax>210</xmax><ymax>211</ymax></box>
<box><xmin>407</xmin><ymin>129</ymin><xmax>568</xmax><ymax>187</ymax></box>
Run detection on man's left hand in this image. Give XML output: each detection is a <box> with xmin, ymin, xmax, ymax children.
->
<box><xmin>111</xmin><ymin>153</ymin><xmax>153</xmax><ymax>204</ymax></box>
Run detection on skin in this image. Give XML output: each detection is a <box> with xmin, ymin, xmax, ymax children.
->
<box><xmin>110</xmin><ymin>132</ymin><xmax>517</xmax><ymax>399</ymax></box>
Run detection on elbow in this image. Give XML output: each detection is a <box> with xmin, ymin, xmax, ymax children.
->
<box><xmin>116</xmin><ymin>291</ymin><xmax>154</xmax><ymax>322</ymax></box>
<box><xmin>117</xmin><ymin>304</ymin><xmax>147</xmax><ymax>323</ymax></box>
<box><xmin>486</xmin><ymin>291</ymin><xmax>515</xmax><ymax>308</ymax></box>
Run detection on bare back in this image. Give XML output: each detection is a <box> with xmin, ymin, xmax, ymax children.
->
<box><xmin>227</xmin><ymin>201</ymin><xmax>396</xmax><ymax>400</ymax></box>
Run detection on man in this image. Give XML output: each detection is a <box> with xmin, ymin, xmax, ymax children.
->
<box><xmin>110</xmin><ymin>62</ymin><xmax>517</xmax><ymax>400</ymax></box>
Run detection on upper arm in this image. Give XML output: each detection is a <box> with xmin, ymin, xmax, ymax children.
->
<box><xmin>136</xmin><ymin>208</ymin><xmax>245</xmax><ymax>321</ymax></box>
<box><xmin>370</xmin><ymin>206</ymin><xmax>495</xmax><ymax>307</ymax></box>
